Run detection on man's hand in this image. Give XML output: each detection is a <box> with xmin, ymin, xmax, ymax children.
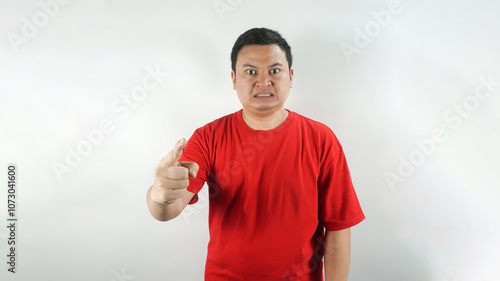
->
<box><xmin>150</xmin><ymin>138</ymin><xmax>199</xmax><ymax>205</ymax></box>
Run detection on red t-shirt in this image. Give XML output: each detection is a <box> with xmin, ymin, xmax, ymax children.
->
<box><xmin>179</xmin><ymin>109</ymin><xmax>365</xmax><ymax>280</ymax></box>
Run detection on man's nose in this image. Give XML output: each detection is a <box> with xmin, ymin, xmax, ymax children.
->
<box><xmin>256</xmin><ymin>73</ymin><xmax>271</xmax><ymax>86</ymax></box>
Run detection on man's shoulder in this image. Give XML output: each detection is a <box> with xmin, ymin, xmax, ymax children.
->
<box><xmin>193</xmin><ymin>110</ymin><xmax>240</xmax><ymax>133</ymax></box>
<box><xmin>291</xmin><ymin>110</ymin><xmax>336</xmax><ymax>135</ymax></box>
<box><xmin>290</xmin><ymin>111</ymin><xmax>344</xmax><ymax>157</ymax></box>
<box><xmin>194</xmin><ymin>109</ymin><xmax>337</xmax><ymax>137</ymax></box>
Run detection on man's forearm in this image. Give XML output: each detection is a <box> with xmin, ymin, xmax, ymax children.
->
<box><xmin>324</xmin><ymin>228</ymin><xmax>351</xmax><ymax>281</ymax></box>
<box><xmin>146</xmin><ymin>186</ymin><xmax>184</xmax><ymax>221</ymax></box>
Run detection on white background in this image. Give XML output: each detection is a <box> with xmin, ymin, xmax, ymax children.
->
<box><xmin>1</xmin><ymin>0</ymin><xmax>499</xmax><ymax>280</ymax></box>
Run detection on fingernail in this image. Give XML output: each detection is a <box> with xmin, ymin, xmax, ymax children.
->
<box><xmin>178</xmin><ymin>138</ymin><xmax>185</xmax><ymax>144</ymax></box>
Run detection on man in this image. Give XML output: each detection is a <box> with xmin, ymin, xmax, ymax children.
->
<box><xmin>146</xmin><ymin>27</ymin><xmax>365</xmax><ymax>281</ymax></box>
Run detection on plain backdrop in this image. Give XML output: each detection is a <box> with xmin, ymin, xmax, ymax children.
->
<box><xmin>1</xmin><ymin>0</ymin><xmax>499</xmax><ymax>280</ymax></box>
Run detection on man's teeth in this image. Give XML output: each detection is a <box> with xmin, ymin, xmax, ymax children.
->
<box><xmin>257</xmin><ymin>94</ymin><xmax>271</xmax><ymax>97</ymax></box>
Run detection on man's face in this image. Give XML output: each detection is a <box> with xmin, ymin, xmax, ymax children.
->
<box><xmin>231</xmin><ymin>44</ymin><xmax>293</xmax><ymax>116</ymax></box>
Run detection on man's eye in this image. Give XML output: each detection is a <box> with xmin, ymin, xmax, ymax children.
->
<box><xmin>246</xmin><ymin>69</ymin><xmax>256</xmax><ymax>75</ymax></box>
<box><xmin>270</xmin><ymin>69</ymin><xmax>280</xmax><ymax>75</ymax></box>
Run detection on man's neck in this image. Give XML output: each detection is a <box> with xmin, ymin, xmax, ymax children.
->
<box><xmin>241</xmin><ymin>108</ymin><xmax>289</xmax><ymax>130</ymax></box>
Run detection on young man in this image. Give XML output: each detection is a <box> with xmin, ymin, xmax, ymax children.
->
<box><xmin>147</xmin><ymin>28</ymin><xmax>365</xmax><ymax>281</ymax></box>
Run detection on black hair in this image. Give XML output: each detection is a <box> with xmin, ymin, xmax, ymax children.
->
<box><xmin>230</xmin><ymin>27</ymin><xmax>292</xmax><ymax>72</ymax></box>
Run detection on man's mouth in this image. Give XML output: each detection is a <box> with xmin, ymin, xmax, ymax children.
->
<box><xmin>254</xmin><ymin>92</ymin><xmax>274</xmax><ymax>98</ymax></box>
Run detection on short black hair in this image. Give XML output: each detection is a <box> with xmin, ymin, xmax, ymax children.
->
<box><xmin>230</xmin><ymin>27</ymin><xmax>292</xmax><ymax>72</ymax></box>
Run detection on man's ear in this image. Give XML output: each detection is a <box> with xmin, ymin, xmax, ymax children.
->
<box><xmin>231</xmin><ymin>70</ymin><xmax>236</xmax><ymax>90</ymax></box>
<box><xmin>289</xmin><ymin>68</ymin><xmax>294</xmax><ymax>88</ymax></box>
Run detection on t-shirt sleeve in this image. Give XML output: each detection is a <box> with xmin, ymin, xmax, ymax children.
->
<box><xmin>318</xmin><ymin>133</ymin><xmax>365</xmax><ymax>231</ymax></box>
<box><xmin>178</xmin><ymin>128</ymin><xmax>210</xmax><ymax>205</ymax></box>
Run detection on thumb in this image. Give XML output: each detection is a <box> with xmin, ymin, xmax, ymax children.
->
<box><xmin>163</xmin><ymin>138</ymin><xmax>187</xmax><ymax>166</ymax></box>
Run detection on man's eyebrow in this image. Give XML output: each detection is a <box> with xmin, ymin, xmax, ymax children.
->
<box><xmin>241</xmin><ymin>62</ymin><xmax>284</xmax><ymax>68</ymax></box>
<box><xmin>242</xmin><ymin>63</ymin><xmax>256</xmax><ymax>68</ymax></box>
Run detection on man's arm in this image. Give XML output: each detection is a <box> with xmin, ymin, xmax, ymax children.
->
<box><xmin>146</xmin><ymin>138</ymin><xmax>199</xmax><ymax>221</ymax></box>
<box><xmin>324</xmin><ymin>228</ymin><xmax>351</xmax><ymax>281</ymax></box>
<box><xmin>147</xmin><ymin>187</ymin><xmax>195</xmax><ymax>221</ymax></box>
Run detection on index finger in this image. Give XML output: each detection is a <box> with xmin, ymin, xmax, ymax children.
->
<box><xmin>160</xmin><ymin>138</ymin><xmax>187</xmax><ymax>167</ymax></box>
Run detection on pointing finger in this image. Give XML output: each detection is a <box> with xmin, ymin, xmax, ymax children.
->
<box><xmin>161</xmin><ymin>138</ymin><xmax>186</xmax><ymax>167</ymax></box>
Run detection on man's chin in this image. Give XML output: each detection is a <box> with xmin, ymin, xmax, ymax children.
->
<box><xmin>249</xmin><ymin>104</ymin><xmax>275</xmax><ymax>112</ymax></box>
<box><xmin>244</xmin><ymin>104</ymin><xmax>285</xmax><ymax>115</ymax></box>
